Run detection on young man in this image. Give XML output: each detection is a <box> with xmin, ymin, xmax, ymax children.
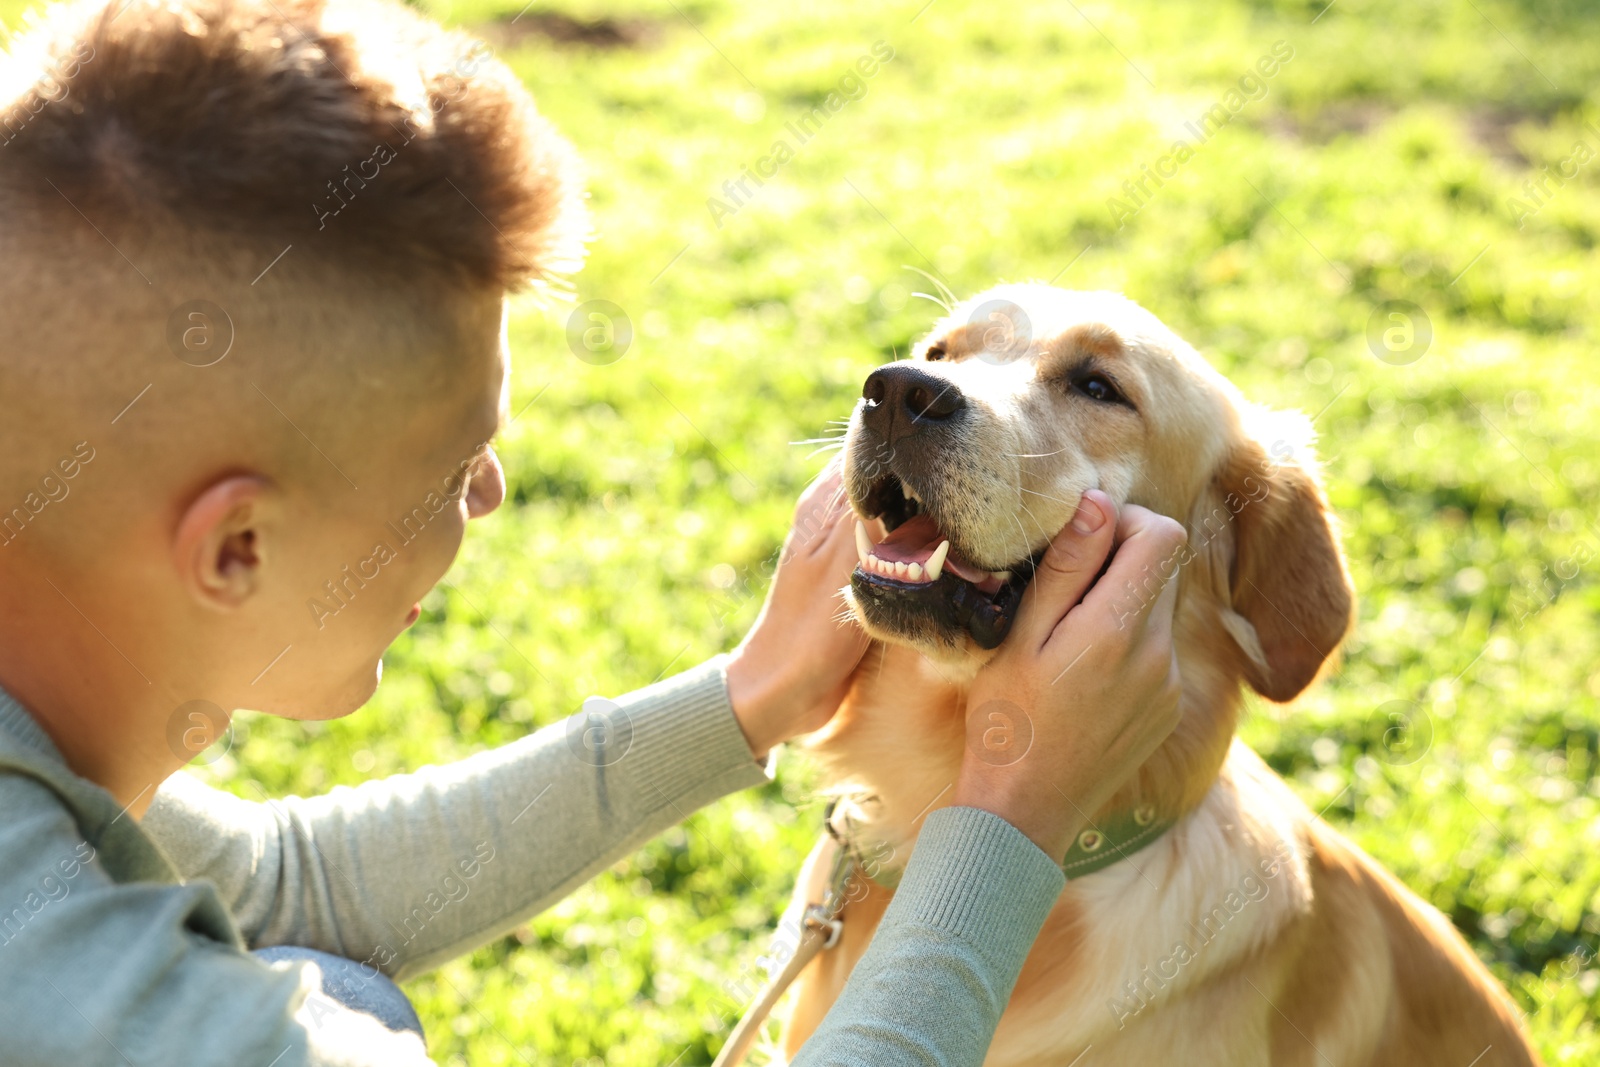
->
<box><xmin>0</xmin><ymin>0</ymin><xmax>1186</xmax><ymax>1063</ymax></box>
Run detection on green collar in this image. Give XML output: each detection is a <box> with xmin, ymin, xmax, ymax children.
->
<box><xmin>1059</xmin><ymin>804</ymin><xmax>1176</xmax><ymax>879</ymax></box>
<box><xmin>834</xmin><ymin>801</ymin><xmax>1176</xmax><ymax>887</ymax></box>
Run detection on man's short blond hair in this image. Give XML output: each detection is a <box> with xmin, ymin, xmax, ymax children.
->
<box><xmin>0</xmin><ymin>0</ymin><xmax>587</xmax><ymax>291</ymax></box>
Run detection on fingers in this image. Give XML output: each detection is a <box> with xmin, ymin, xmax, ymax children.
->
<box><xmin>798</xmin><ymin>459</ymin><xmax>847</xmax><ymax>520</ymax></box>
<box><xmin>1147</xmin><ymin>550</ymin><xmax>1182</xmax><ymax>632</ymax></box>
<box><xmin>1010</xmin><ymin>490</ymin><xmax>1118</xmax><ymax>650</ymax></box>
<box><xmin>783</xmin><ymin>461</ymin><xmax>851</xmax><ymax>562</ymax></box>
<box><xmin>1074</xmin><ymin>504</ymin><xmax>1188</xmax><ymax>637</ymax></box>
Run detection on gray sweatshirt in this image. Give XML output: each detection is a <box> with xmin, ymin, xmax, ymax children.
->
<box><xmin>0</xmin><ymin>656</ymin><xmax>1064</xmax><ymax>1065</ymax></box>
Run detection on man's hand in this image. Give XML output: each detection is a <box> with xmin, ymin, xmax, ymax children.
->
<box><xmin>954</xmin><ymin>490</ymin><xmax>1188</xmax><ymax>861</ymax></box>
<box><xmin>726</xmin><ymin>461</ymin><xmax>871</xmax><ymax>760</ymax></box>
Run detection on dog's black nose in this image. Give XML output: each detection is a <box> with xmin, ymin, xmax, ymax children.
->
<box><xmin>862</xmin><ymin>364</ymin><xmax>965</xmax><ymax>436</ymax></box>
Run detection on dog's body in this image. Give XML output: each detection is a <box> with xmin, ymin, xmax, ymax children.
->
<box><xmin>776</xmin><ymin>286</ymin><xmax>1540</xmax><ymax>1065</ymax></box>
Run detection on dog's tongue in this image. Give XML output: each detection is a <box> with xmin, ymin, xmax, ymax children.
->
<box><xmin>876</xmin><ymin>515</ymin><xmax>994</xmax><ymax>586</ymax></box>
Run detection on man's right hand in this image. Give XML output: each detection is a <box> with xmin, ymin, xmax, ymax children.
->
<box><xmin>952</xmin><ymin>490</ymin><xmax>1188</xmax><ymax>862</ymax></box>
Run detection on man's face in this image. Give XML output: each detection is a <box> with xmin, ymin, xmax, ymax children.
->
<box><xmin>248</xmin><ymin>290</ymin><xmax>510</xmax><ymax>719</ymax></box>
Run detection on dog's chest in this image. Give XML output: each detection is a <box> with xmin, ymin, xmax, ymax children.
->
<box><xmin>990</xmin><ymin>747</ymin><xmax>1317</xmax><ymax>1057</ymax></box>
<box><xmin>809</xmin><ymin>656</ymin><xmax>1321</xmax><ymax>1065</ymax></box>
<box><xmin>804</xmin><ymin>643</ymin><xmax>975</xmax><ymax>870</ymax></box>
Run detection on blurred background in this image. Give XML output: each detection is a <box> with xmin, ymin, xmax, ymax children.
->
<box><xmin>7</xmin><ymin>0</ymin><xmax>1597</xmax><ymax>1060</ymax></box>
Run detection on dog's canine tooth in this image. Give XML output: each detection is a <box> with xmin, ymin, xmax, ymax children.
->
<box><xmin>994</xmin><ymin>570</ymin><xmax>1011</xmax><ymax>583</ymax></box>
<box><xmin>854</xmin><ymin>521</ymin><xmax>873</xmax><ymax>567</ymax></box>
<box><xmin>926</xmin><ymin>540</ymin><xmax>949</xmax><ymax>581</ymax></box>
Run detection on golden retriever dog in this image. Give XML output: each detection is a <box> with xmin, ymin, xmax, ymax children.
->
<box><xmin>777</xmin><ymin>285</ymin><xmax>1540</xmax><ymax>1065</ymax></box>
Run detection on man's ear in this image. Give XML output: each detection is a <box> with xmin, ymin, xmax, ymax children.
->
<box><xmin>1213</xmin><ymin>414</ymin><xmax>1354</xmax><ymax>703</ymax></box>
<box><xmin>173</xmin><ymin>475</ymin><xmax>271</xmax><ymax>611</ymax></box>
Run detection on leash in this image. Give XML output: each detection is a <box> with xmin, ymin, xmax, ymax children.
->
<box><xmin>711</xmin><ymin>824</ymin><xmax>857</xmax><ymax>1067</ymax></box>
<box><xmin>709</xmin><ymin>803</ymin><xmax>1176</xmax><ymax>1067</ymax></box>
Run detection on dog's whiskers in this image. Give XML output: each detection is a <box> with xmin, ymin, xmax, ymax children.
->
<box><xmin>903</xmin><ymin>265</ymin><xmax>957</xmax><ymax>311</ymax></box>
<box><xmin>1021</xmin><ymin>486</ymin><xmax>1076</xmax><ymax>508</ymax></box>
<box><xmin>1017</xmin><ymin>499</ymin><xmax>1054</xmax><ymax>553</ymax></box>
<box><xmin>1008</xmin><ymin>512</ymin><xmax>1036</xmax><ymax>562</ymax></box>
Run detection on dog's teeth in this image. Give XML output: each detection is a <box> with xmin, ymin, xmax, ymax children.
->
<box><xmin>894</xmin><ymin>560</ymin><xmax>908</xmax><ymax>578</ymax></box>
<box><xmin>994</xmin><ymin>571</ymin><xmax>1011</xmax><ymax>583</ymax></box>
<box><xmin>907</xmin><ymin>562</ymin><xmax>923</xmax><ymax>581</ymax></box>
<box><xmin>926</xmin><ymin>540</ymin><xmax>949</xmax><ymax>581</ymax></box>
<box><xmin>902</xmin><ymin>482</ymin><xmax>914</xmax><ymax>501</ymax></box>
<box><xmin>854</xmin><ymin>521</ymin><xmax>873</xmax><ymax>567</ymax></box>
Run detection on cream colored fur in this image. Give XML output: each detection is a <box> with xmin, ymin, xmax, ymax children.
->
<box><xmin>773</xmin><ymin>286</ymin><xmax>1541</xmax><ymax>1066</ymax></box>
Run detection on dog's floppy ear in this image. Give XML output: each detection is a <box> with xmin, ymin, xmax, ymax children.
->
<box><xmin>1213</xmin><ymin>412</ymin><xmax>1354</xmax><ymax>703</ymax></box>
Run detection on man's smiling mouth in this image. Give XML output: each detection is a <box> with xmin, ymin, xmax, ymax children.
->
<box><xmin>850</xmin><ymin>472</ymin><xmax>1038</xmax><ymax>650</ymax></box>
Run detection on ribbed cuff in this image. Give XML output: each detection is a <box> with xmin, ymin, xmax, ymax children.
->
<box><xmin>886</xmin><ymin>806</ymin><xmax>1065</xmax><ymax>975</ymax></box>
<box><xmin>612</xmin><ymin>654</ymin><xmax>773</xmax><ymax>811</ymax></box>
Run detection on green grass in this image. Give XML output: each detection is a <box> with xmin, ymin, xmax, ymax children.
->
<box><xmin>8</xmin><ymin>0</ymin><xmax>1600</xmax><ymax>1060</ymax></box>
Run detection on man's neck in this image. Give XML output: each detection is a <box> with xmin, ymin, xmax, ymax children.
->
<box><xmin>0</xmin><ymin>609</ymin><xmax>185</xmax><ymax>817</ymax></box>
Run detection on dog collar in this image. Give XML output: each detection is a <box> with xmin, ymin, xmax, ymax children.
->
<box><xmin>827</xmin><ymin>801</ymin><xmax>1176</xmax><ymax>886</ymax></box>
<box><xmin>1059</xmin><ymin>804</ymin><xmax>1176</xmax><ymax>879</ymax></box>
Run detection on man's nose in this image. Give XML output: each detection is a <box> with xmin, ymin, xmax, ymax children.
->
<box><xmin>860</xmin><ymin>364</ymin><xmax>966</xmax><ymax>439</ymax></box>
<box><xmin>464</xmin><ymin>445</ymin><xmax>505</xmax><ymax>519</ymax></box>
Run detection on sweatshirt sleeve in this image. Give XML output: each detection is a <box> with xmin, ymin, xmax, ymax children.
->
<box><xmin>791</xmin><ymin>806</ymin><xmax>1066</xmax><ymax>1067</ymax></box>
<box><xmin>142</xmin><ymin>655</ymin><xmax>770</xmax><ymax>981</ymax></box>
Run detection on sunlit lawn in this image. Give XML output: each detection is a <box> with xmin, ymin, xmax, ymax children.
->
<box><xmin>6</xmin><ymin>0</ymin><xmax>1598</xmax><ymax>1061</ymax></box>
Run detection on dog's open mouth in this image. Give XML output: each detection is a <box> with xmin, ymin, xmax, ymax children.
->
<box><xmin>851</xmin><ymin>472</ymin><xmax>1038</xmax><ymax>650</ymax></box>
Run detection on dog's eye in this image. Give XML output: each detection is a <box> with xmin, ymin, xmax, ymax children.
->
<box><xmin>1075</xmin><ymin>373</ymin><xmax>1124</xmax><ymax>405</ymax></box>
<box><xmin>924</xmin><ymin>343</ymin><xmax>946</xmax><ymax>362</ymax></box>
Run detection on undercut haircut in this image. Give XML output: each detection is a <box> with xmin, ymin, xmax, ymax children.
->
<box><xmin>0</xmin><ymin>0</ymin><xmax>587</xmax><ymax>292</ymax></box>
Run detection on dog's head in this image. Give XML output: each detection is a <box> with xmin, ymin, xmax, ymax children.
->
<box><xmin>843</xmin><ymin>283</ymin><xmax>1353</xmax><ymax>704</ymax></box>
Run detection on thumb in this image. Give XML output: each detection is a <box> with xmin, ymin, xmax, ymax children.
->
<box><xmin>1012</xmin><ymin>489</ymin><xmax>1117</xmax><ymax>649</ymax></box>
